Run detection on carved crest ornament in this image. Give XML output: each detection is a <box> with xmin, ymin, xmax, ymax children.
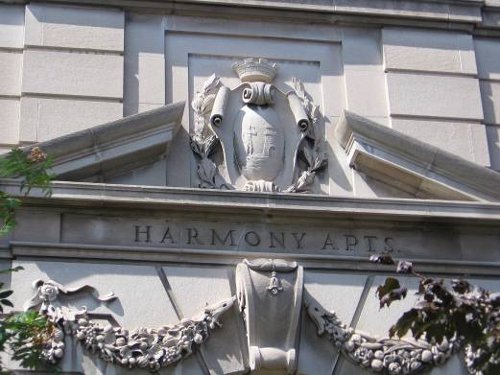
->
<box><xmin>25</xmin><ymin>259</ymin><xmax>480</xmax><ymax>374</ymax></box>
<box><xmin>190</xmin><ymin>58</ymin><xmax>327</xmax><ymax>193</ymax></box>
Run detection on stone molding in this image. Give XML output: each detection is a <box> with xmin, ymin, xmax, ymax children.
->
<box><xmin>335</xmin><ymin>111</ymin><xmax>500</xmax><ymax>202</ymax></box>
<box><xmin>3</xmin><ymin>179</ymin><xmax>500</xmax><ymax>221</ymax></box>
<box><xmin>3</xmin><ymin>179</ymin><xmax>500</xmax><ymax>274</ymax></box>
<box><xmin>3</xmin><ymin>0</ymin><xmax>499</xmax><ymax>33</ymax></box>
<box><xmin>22</xmin><ymin>102</ymin><xmax>184</xmax><ymax>181</ymax></box>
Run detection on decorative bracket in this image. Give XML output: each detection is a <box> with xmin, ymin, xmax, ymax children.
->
<box><xmin>236</xmin><ymin>259</ymin><xmax>303</xmax><ymax>374</ymax></box>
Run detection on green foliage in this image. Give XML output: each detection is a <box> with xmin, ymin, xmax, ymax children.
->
<box><xmin>0</xmin><ymin>268</ymin><xmax>58</xmax><ymax>373</ymax></box>
<box><xmin>371</xmin><ymin>253</ymin><xmax>500</xmax><ymax>374</ymax></box>
<box><xmin>0</xmin><ymin>149</ymin><xmax>56</xmax><ymax>372</ymax></box>
<box><xmin>4</xmin><ymin>311</ymin><xmax>56</xmax><ymax>372</ymax></box>
<box><xmin>375</xmin><ymin>276</ymin><xmax>407</xmax><ymax>308</ymax></box>
<box><xmin>0</xmin><ymin>147</ymin><xmax>53</xmax><ymax>237</ymax></box>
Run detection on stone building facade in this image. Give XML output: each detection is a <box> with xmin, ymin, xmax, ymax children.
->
<box><xmin>1</xmin><ymin>0</ymin><xmax>500</xmax><ymax>374</ymax></box>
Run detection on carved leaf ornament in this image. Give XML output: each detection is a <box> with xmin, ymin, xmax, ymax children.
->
<box><xmin>25</xmin><ymin>260</ymin><xmax>480</xmax><ymax>374</ymax></box>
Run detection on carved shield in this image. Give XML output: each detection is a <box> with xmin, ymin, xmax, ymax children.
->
<box><xmin>233</xmin><ymin>105</ymin><xmax>285</xmax><ymax>182</ymax></box>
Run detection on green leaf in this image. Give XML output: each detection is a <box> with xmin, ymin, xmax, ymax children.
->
<box><xmin>0</xmin><ymin>300</ymin><xmax>13</xmax><ymax>308</ymax></box>
<box><xmin>0</xmin><ymin>290</ymin><xmax>13</xmax><ymax>299</ymax></box>
<box><xmin>390</xmin><ymin>308</ymin><xmax>418</xmax><ymax>337</ymax></box>
<box><xmin>376</xmin><ymin>277</ymin><xmax>408</xmax><ymax>308</ymax></box>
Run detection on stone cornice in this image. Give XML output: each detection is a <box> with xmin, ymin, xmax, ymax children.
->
<box><xmin>23</xmin><ymin>102</ymin><xmax>184</xmax><ymax>181</ymax></box>
<box><xmin>4</xmin><ymin>0</ymin><xmax>500</xmax><ymax>33</ymax></box>
<box><xmin>335</xmin><ymin>111</ymin><xmax>500</xmax><ymax>202</ymax></box>
<box><xmin>3</xmin><ymin>180</ymin><xmax>500</xmax><ymax>223</ymax></box>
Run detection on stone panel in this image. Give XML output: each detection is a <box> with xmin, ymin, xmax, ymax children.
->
<box><xmin>356</xmin><ymin>276</ymin><xmax>421</xmax><ymax>336</ymax></box>
<box><xmin>298</xmin><ymin>272</ymin><xmax>368</xmax><ymax>375</ymax></box>
<box><xmin>335</xmin><ymin>0</ymin><xmax>449</xmax><ymax>20</ymax></box>
<box><xmin>0</xmin><ymin>51</ymin><xmax>22</xmax><ymax>96</ymax></box>
<box><xmin>163</xmin><ymin>265</ymin><xmax>245</xmax><ymax>374</ymax></box>
<box><xmin>25</xmin><ymin>3</ymin><xmax>124</xmax><ymax>51</ymax></box>
<box><xmin>383</xmin><ymin>28</ymin><xmax>476</xmax><ymax>75</ymax></box>
<box><xmin>10</xmin><ymin>261</ymin><xmax>179</xmax><ymax>329</ymax></box>
<box><xmin>391</xmin><ymin>118</ymin><xmax>490</xmax><ymax>166</ymax></box>
<box><xmin>0</xmin><ymin>4</ymin><xmax>24</xmax><ymax>49</ymax></box>
<box><xmin>19</xmin><ymin>97</ymin><xmax>122</xmax><ymax>142</ymax></box>
<box><xmin>486</xmin><ymin>125</ymin><xmax>500</xmax><ymax>170</ymax></box>
<box><xmin>22</xmin><ymin>49</ymin><xmax>123</xmax><ymax>99</ymax></box>
<box><xmin>342</xmin><ymin>27</ymin><xmax>382</xmax><ymax>69</ymax></box>
<box><xmin>344</xmin><ymin>70</ymin><xmax>388</xmax><ymax>118</ymax></box>
<box><xmin>475</xmin><ymin>37</ymin><xmax>500</xmax><ymax>80</ymax></box>
<box><xmin>0</xmin><ymin>98</ymin><xmax>19</xmax><ymax>145</ymax></box>
<box><xmin>124</xmin><ymin>14</ymin><xmax>165</xmax><ymax>116</ymax></box>
<box><xmin>386</xmin><ymin>73</ymin><xmax>483</xmax><ymax>120</ymax></box>
<box><xmin>480</xmin><ymin>80</ymin><xmax>500</xmax><ymax>125</ymax></box>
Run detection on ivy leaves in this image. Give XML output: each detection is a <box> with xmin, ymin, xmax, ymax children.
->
<box><xmin>370</xmin><ymin>253</ymin><xmax>500</xmax><ymax>374</ymax></box>
<box><xmin>0</xmin><ymin>148</ymin><xmax>53</xmax><ymax>237</ymax></box>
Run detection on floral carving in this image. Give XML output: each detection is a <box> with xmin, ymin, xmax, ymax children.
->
<box><xmin>305</xmin><ymin>295</ymin><xmax>460</xmax><ymax>374</ymax></box>
<box><xmin>26</xmin><ymin>280</ymin><xmax>235</xmax><ymax>371</ymax></box>
<box><xmin>23</xmin><ymin>268</ymin><xmax>477</xmax><ymax>374</ymax></box>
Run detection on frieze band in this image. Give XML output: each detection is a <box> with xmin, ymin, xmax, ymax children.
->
<box><xmin>133</xmin><ymin>225</ymin><xmax>397</xmax><ymax>254</ymax></box>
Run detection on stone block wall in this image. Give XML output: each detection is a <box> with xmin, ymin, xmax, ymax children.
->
<box><xmin>475</xmin><ymin>37</ymin><xmax>500</xmax><ymax>170</ymax></box>
<box><xmin>1</xmin><ymin>1</ymin><xmax>500</xmax><ymax>173</ymax></box>
<box><xmin>0</xmin><ymin>3</ymin><xmax>124</xmax><ymax>154</ymax></box>
<box><xmin>382</xmin><ymin>28</ymin><xmax>489</xmax><ymax>167</ymax></box>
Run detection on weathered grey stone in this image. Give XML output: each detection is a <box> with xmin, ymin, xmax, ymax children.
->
<box><xmin>391</xmin><ymin>118</ymin><xmax>489</xmax><ymax>166</ymax></box>
<box><xmin>298</xmin><ymin>272</ymin><xmax>367</xmax><ymax>375</ymax></box>
<box><xmin>0</xmin><ymin>51</ymin><xmax>22</xmax><ymax>96</ymax></box>
<box><xmin>386</xmin><ymin>73</ymin><xmax>483</xmax><ymax>120</ymax></box>
<box><xmin>0</xmin><ymin>2</ymin><xmax>499</xmax><ymax>374</ymax></box>
<box><xmin>480</xmin><ymin>80</ymin><xmax>500</xmax><ymax>125</ymax></box>
<box><xmin>163</xmin><ymin>265</ymin><xmax>245</xmax><ymax>374</ymax></box>
<box><xmin>20</xmin><ymin>102</ymin><xmax>183</xmax><ymax>180</ymax></box>
<box><xmin>475</xmin><ymin>37</ymin><xmax>500</xmax><ymax>81</ymax></box>
<box><xmin>22</xmin><ymin>50</ymin><xmax>123</xmax><ymax>99</ymax></box>
<box><xmin>0</xmin><ymin>4</ymin><xmax>24</xmax><ymax>49</ymax></box>
<box><xmin>0</xmin><ymin>99</ymin><xmax>20</xmax><ymax>145</ymax></box>
<box><xmin>19</xmin><ymin>97</ymin><xmax>122</xmax><ymax>143</ymax></box>
<box><xmin>25</xmin><ymin>4</ymin><xmax>124</xmax><ymax>51</ymax></box>
<box><xmin>336</xmin><ymin>111</ymin><xmax>500</xmax><ymax>201</ymax></box>
<box><xmin>383</xmin><ymin>28</ymin><xmax>476</xmax><ymax>75</ymax></box>
<box><xmin>124</xmin><ymin>14</ymin><xmax>165</xmax><ymax>116</ymax></box>
<box><xmin>10</xmin><ymin>260</ymin><xmax>179</xmax><ymax>328</ymax></box>
<box><xmin>486</xmin><ymin>125</ymin><xmax>500</xmax><ymax>170</ymax></box>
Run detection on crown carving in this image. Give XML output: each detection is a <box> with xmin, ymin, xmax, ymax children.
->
<box><xmin>232</xmin><ymin>58</ymin><xmax>278</xmax><ymax>83</ymax></box>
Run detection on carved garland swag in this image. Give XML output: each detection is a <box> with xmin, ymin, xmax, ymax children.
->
<box><xmin>25</xmin><ymin>259</ymin><xmax>479</xmax><ymax>374</ymax></box>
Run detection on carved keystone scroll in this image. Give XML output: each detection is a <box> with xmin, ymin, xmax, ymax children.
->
<box><xmin>236</xmin><ymin>259</ymin><xmax>304</xmax><ymax>374</ymax></box>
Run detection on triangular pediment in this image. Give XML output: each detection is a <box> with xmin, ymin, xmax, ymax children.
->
<box><xmin>22</xmin><ymin>102</ymin><xmax>184</xmax><ymax>182</ymax></box>
<box><xmin>13</xmin><ymin>103</ymin><xmax>500</xmax><ymax>203</ymax></box>
<box><xmin>335</xmin><ymin>111</ymin><xmax>500</xmax><ymax>202</ymax></box>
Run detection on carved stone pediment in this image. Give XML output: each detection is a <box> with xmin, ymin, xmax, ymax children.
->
<box><xmin>190</xmin><ymin>58</ymin><xmax>327</xmax><ymax>193</ymax></box>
